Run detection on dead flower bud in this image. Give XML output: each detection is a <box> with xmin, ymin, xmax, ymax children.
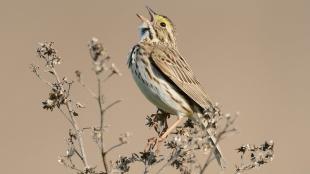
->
<box><xmin>119</xmin><ymin>132</ymin><xmax>131</xmax><ymax>144</ymax></box>
<box><xmin>37</xmin><ymin>42</ymin><xmax>61</xmax><ymax>67</ymax></box>
<box><xmin>62</xmin><ymin>77</ymin><xmax>68</xmax><ymax>83</ymax></box>
<box><xmin>30</xmin><ymin>64</ymin><xmax>40</xmax><ymax>74</ymax></box>
<box><xmin>92</xmin><ymin>128</ymin><xmax>101</xmax><ymax>144</ymax></box>
<box><xmin>75</xmin><ymin>70</ymin><xmax>82</xmax><ymax>82</ymax></box>
<box><xmin>88</xmin><ymin>37</ymin><xmax>112</xmax><ymax>75</ymax></box>
<box><xmin>42</xmin><ymin>85</ymin><xmax>66</xmax><ymax>111</ymax></box>
<box><xmin>42</xmin><ymin>99</ymin><xmax>56</xmax><ymax>111</ymax></box>
<box><xmin>111</xmin><ymin>63</ymin><xmax>122</xmax><ymax>76</ymax></box>
<box><xmin>68</xmin><ymin>129</ymin><xmax>77</xmax><ymax>140</ymax></box>
<box><xmin>76</xmin><ymin>102</ymin><xmax>85</xmax><ymax>108</ymax></box>
<box><xmin>260</xmin><ymin>140</ymin><xmax>274</xmax><ymax>151</ymax></box>
<box><xmin>88</xmin><ymin>37</ymin><xmax>104</xmax><ymax>62</ymax></box>
<box><xmin>236</xmin><ymin>144</ymin><xmax>250</xmax><ymax>154</ymax></box>
<box><xmin>72</xmin><ymin>111</ymin><xmax>79</xmax><ymax>116</ymax></box>
<box><xmin>58</xmin><ymin>156</ymin><xmax>65</xmax><ymax>165</ymax></box>
<box><xmin>65</xmin><ymin>146</ymin><xmax>75</xmax><ymax>158</ymax></box>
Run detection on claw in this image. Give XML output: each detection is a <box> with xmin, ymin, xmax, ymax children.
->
<box><xmin>144</xmin><ymin>136</ymin><xmax>166</xmax><ymax>153</ymax></box>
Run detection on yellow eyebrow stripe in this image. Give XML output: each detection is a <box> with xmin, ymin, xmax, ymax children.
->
<box><xmin>155</xmin><ymin>15</ymin><xmax>172</xmax><ymax>28</ymax></box>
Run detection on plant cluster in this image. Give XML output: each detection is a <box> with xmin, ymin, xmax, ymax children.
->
<box><xmin>31</xmin><ymin>39</ymin><xmax>274</xmax><ymax>174</ymax></box>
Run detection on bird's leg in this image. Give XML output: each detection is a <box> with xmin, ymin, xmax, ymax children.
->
<box><xmin>144</xmin><ymin>109</ymin><xmax>170</xmax><ymax>152</ymax></box>
<box><xmin>145</xmin><ymin>115</ymin><xmax>183</xmax><ymax>153</ymax></box>
<box><xmin>154</xmin><ymin>109</ymin><xmax>170</xmax><ymax>136</ymax></box>
<box><xmin>151</xmin><ymin>116</ymin><xmax>183</xmax><ymax>153</ymax></box>
<box><xmin>158</xmin><ymin>116</ymin><xmax>183</xmax><ymax>141</ymax></box>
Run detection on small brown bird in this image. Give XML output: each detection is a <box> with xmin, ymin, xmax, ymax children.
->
<box><xmin>128</xmin><ymin>7</ymin><xmax>225</xmax><ymax>167</ymax></box>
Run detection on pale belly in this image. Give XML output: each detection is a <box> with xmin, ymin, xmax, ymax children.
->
<box><xmin>131</xmin><ymin>60</ymin><xmax>193</xmax><ymax>117</ymax></box>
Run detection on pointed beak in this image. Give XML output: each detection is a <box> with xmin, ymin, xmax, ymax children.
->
<box><xmin>146</xmin><ymin>6</ymin><xmax>157</xmax><ymax>21</ymax></box>
<box><xmin>136</xmin><ymin>13</ymin><xmax>149</xmax><ymax>23</ymax></box>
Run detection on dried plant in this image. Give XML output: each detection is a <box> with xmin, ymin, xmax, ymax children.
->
<box><xmin>31</xmin><ymin>39</ymin><xmax>274</xmax><ymax>174</ymax></box>
<box><xmin>235</xmin><ymin>140</ymin><xmax>274</xmax><ymax>173</ymax></box>
<box><xmin>32</xmin><ymin>39</ymin><xmax>122</xmax><ymax>174</ymax></box>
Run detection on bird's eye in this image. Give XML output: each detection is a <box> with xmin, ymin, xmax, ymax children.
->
<box><xmin>160</xmin><ymin>22</ymin><xmax>166</xmax><ymax>27</ymax></box>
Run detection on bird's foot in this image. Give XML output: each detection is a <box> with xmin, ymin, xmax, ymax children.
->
<box><xmin>149</xmin><ymin>112</ymin><xmax>170</xmax><ymax>136</ymax></box>
<box><xmin>144</xmin><ymin>136</ymin><xmax>166</xmax><ymax>154</ymax></box>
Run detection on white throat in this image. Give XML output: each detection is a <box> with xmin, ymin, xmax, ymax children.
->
<box><xmin>139</xmin><ymin>23</ymin><xmax>159</xmax><ymax>43</ymax></box>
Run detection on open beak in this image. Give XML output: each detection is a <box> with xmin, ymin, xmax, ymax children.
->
<box><xmin>136</xmin><ymin>6</ymin><xmax>157</xmax><ymax>23</ymax></box>
<box><xmin>146</xmin><ymin>6</ymin><xmax>157</xmax><ymax>21</ymax></box>
<box><xmin>136</xmin><ymin>13</ymin><xmax>149</xmax><ymax>23</ymax></box>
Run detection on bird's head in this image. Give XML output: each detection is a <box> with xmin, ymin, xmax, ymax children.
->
<box><xmin>137</xmin><ymin>7</ymin><xmax>176</xmax><ymax>46</ymax></box>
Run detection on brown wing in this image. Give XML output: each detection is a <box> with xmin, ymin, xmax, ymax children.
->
<box><xmin>150</xmin><ymin>45</ymin><xmax>213</xmax><ymax>110</ymax></box>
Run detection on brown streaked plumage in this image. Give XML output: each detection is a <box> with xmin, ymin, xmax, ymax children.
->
<box><xmin>149</xmin><ymin>43</ymin><xmax>214</xmax><ymax>111</ymax></box>
<box><xmin>129</xmin><ymin>7</ymin><xmax>225</xmax><ymax>168</ymax></box>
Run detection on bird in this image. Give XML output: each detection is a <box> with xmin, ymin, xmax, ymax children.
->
<box><xmin>127</xmin><ymin>7</ymin><xmax>225</xmax><ymax>168</ymax></box>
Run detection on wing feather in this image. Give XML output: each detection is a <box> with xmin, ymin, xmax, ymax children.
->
<box><xmin>150</xmin><ymin>45</ymin><xmax>213</xmax><ymax>110</ymax></box>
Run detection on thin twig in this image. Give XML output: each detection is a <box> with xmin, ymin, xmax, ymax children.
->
<box><xmin>105</xmin><ymin>142</ymin><xmax>127</xmax><ymax>155</ymax></box>
<box><xmin>143</xmin><ymin>160</ymin><xmax>150</xmax><ymax>174</ymax></box>
<box><xmin>74</xmin><ymin>148</ymin><xmax>84</xmax><ymax>162</ymax></box>
<box><xmin>51</xmin><ymin>68</ymin><xmax>61</xmax><ymax>84</ymax></box>
<box><xmin>102</xmin><ymin>70</ymin><xmax>119</xmax><ymax>82</ymax></box>
<box><xmin>103</xmin><ymin>100</ymin><xmax>122</xmax><ymax>113</ymax></box>
<box><xmin>156</xmin><ymin>149</ymin><xmax>181</xmax><ymax>174</ymax></box>
<box><xmin>96</xmin><ymin>77</ymin><xmax>109</xmax><ymax>173</ymax></box>
<box><xmin>199</xmin><ymin>151</ymin><xmax>214</xmax><ymax>174</ymax></box>
<box><xmin>65</xmin><ymin>103</ymin><xmax>90</xmax><ymax>168</ymax></box>
<box><xmin>30</xmin><ymin>64</ymin><xmax>53</xmax><ymax>88</ymax></box>
<box><xmin>61</xmin><ymin>157</ymin><xmax>84</xmax><ymax>173</ymax></box>
<box><xmin>77</xmin><ymin>78</ymin><xmax>97</xmax><ymax>98</ymax></box>
<box><xmin>58</xmin><ymin>107</ymin><xmax>74</xmax><ymax>126</ymax></box>
<box><xmin>52</xmin><ymin>67</ymin><xmax>90</xmax><ymax>169</ymax></box>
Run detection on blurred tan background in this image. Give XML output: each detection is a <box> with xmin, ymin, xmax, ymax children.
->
<box><xmin>0</xmin><ymin>0</ymin><xmax>309</xmax><ymax>173</ymax></box>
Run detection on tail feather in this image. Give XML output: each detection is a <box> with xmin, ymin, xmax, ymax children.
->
<box><xmin>195</xmin><ymin>113</ymin><xmax>226</xmax><ymax>168</ymax></box>
<box><xmin>206</xmin><ymin>128</ymin><xmax>226</xmax><ymax>168</ymax></box>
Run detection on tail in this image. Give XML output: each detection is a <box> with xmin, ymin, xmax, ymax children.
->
<box><xmin>206</xmin><ymin>127</ymin><xmax>226</xmax><ymax>168</ymax></box>
<box><xmin>198</xmin><ymin>114</ymin><xmax>226</xmax><ymax>168</ymax></box>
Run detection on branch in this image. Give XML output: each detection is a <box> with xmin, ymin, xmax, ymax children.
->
<box><xmin>199</xmin><ymin>150</ymin><xmax>214</xmax><ymax>174</ymax></box>
<box><xmin>65</xmin><ymin>102</ymin><xmax>90</xmax><ymax>168</ymax></box>
<box><xmin>52</xmin><ymin>66</ymin><xmax>90</xmax><ymax>169</ymax></box>
<box><xmin>105</xmin><ymin>141</ymin><xmax>127</xmax><ymax>155</ymax></box>
<box><xmin>95</xmin><ymin>77</ymin><xmax>109</xmax><ymax>173</ymax></box>
<box><xmin>156</xmin><ymin>149</ymin><xmax>181</xmax><ymax>174</ymax></box>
